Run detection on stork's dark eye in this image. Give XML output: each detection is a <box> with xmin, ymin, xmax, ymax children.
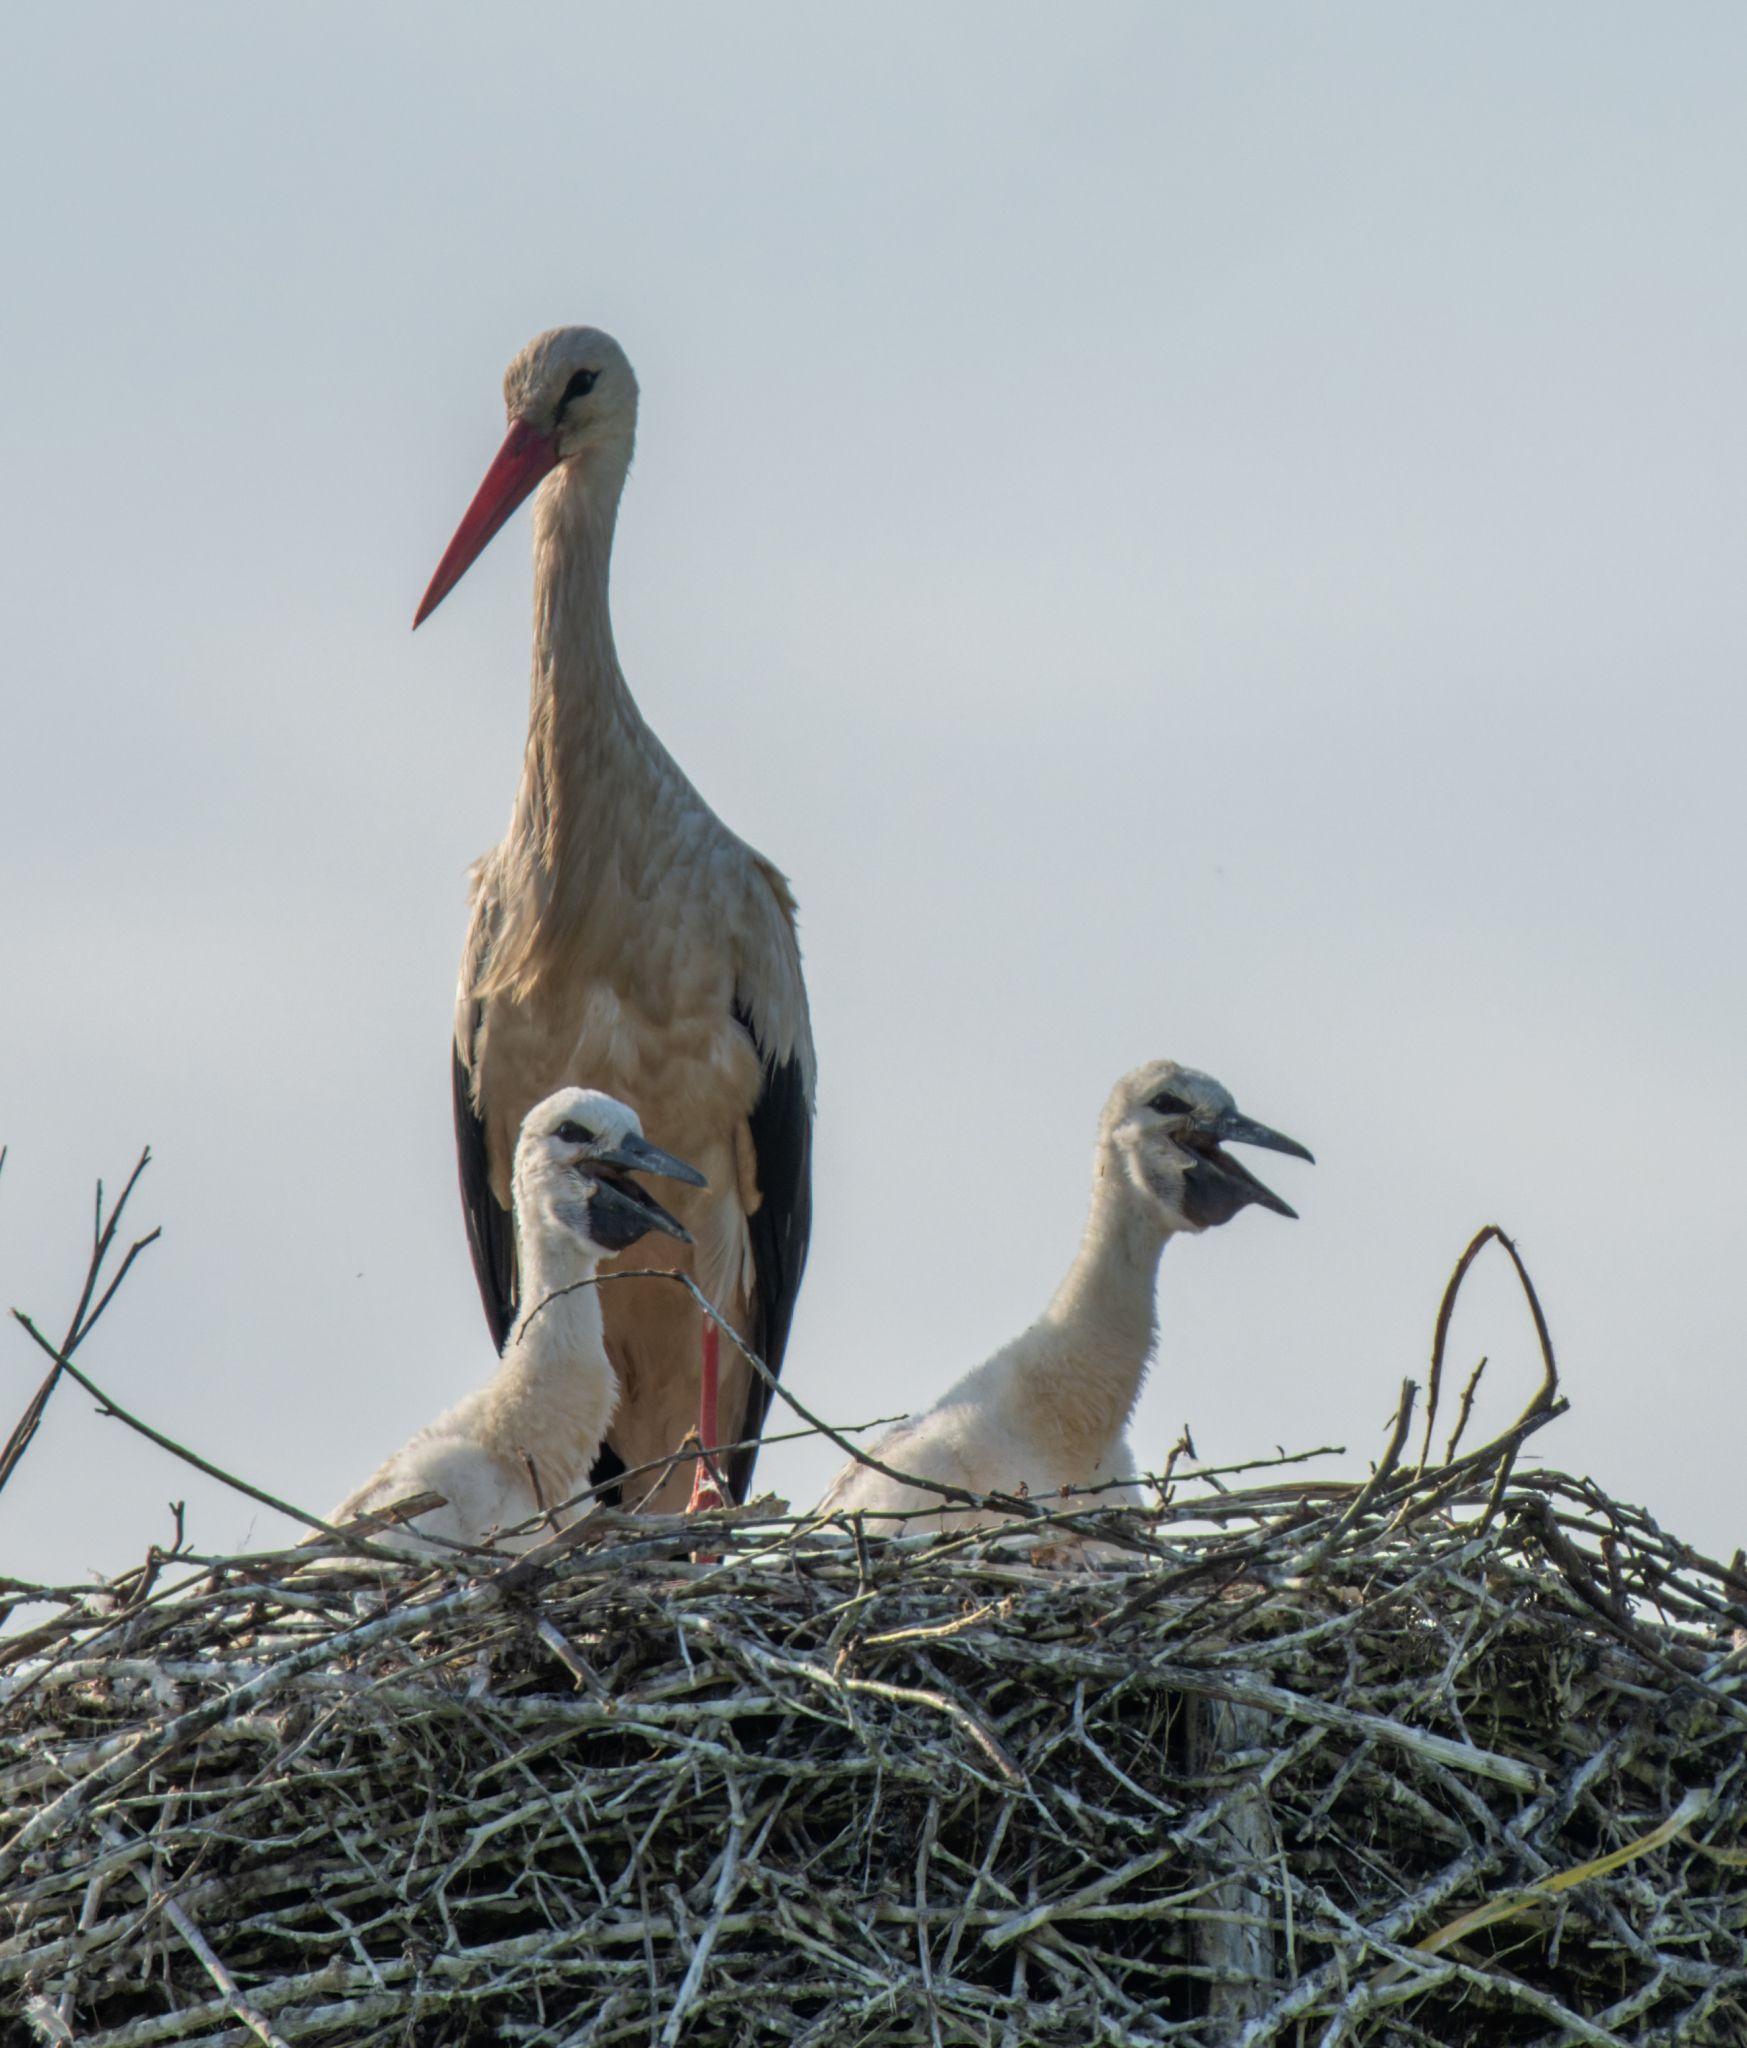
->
<box><xmin>559</xmin><ymin>368</ymin><xmax>599</xmax><ymax>410</ymax></box>
<box><xmin>1148</xmin><ymin>1092</ymin><xmax>1193</xmax><ymax>1117</ymax></box>
<box><xmin>555</xmin><ymin>1119</ymin><xmax>597</xmax><ymax>1145</ymax></box>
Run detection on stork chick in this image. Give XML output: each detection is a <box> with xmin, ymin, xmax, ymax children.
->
<box><xmin>332</xmin><ymin>1089</ymin><xmax>705</xmax><ymax>1552</ymax></box>
<box><xmin>816</xmin><ymin>1061</ymin><xmax>1311</xmax><ymax>1533</ymax></box>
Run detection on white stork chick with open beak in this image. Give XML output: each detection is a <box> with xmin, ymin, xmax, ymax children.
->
<box><xmin>332</xmin><ymin>1089</ymin><xmax>706</xmax><ymax>1552</ymax></box>
<box><xmin>415</xmin><ymin>328</ymin><xmax>814</xmax><ymax>1515</ymax></box>
<box><xmin>816</xmin><ymin>1061</ymin><xmax>1312</xmax><ymax>1533</ymax></box>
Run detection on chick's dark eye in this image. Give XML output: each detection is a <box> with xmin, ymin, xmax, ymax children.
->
<box><xmin>559</xmin><ymin>368</ymin><xmax>598</xmax><ymax>410</ymax></box>
<box><xmin>556</xmin><ymin>1120</ymin><xmax>596</xmax><ymax>1145</ymax></box>
<box><xmin>1148</xmin><ymin>1092</ymin><xmax>1193</xmax><ymax>1117</ymax></box>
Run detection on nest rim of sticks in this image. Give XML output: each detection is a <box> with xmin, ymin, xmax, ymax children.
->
<box><xmin>7</xmin><ymin>1385</ymin><xmax>1747</xmax><ymax>2043</ymax></box>
<box><xmin>5</xmin><ymin>1193</ymin><xmax>1747</xmax><ymax>2046</ymax></box>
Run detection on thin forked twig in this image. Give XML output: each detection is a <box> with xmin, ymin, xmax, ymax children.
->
<box><xmin>0</xmin><ymin>1148</ymin><xmax>160</xmax><ymax>1498</ymax></box>
<box><xmin>9</xmin><ymin>1316</ymin><xmax>375</xmax><ymax>1553</ymax></box>
<box><xmin>1442</xmin><ymin>1356</ymin><xmax>1488</xmax><ymax>1465</ymax></box>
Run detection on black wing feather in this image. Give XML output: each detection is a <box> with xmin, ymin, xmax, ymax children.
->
<box><xmin>726</xmin><ymin>998</ymin><xmax>814</xmax><ymax>1503</ymax></box>
<box><xmin>453</xmin><ymin>1029</ymin><xmax>516</xmax><ymax>1355</ymax></box>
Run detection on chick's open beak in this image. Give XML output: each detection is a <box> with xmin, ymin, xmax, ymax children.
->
<box><xmin>582</xmin><ymin>1133</ymin><xmax>708</xmax><ymax>1251</ymax></box>
<box><xmin>589</xmin><ymin>1174</ymin><xmax>694</xmax><ymax>1246</ymax></box>
<box><xmin>1183</xmin><ymin>1110</ymin><xmax>1314</xmax><ymax>1224</ymax></box>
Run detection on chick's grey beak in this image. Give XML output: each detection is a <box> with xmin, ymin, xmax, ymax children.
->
<box><xmin>581</xmin><ymin>1134</ymin><xmax>704</xmax><ymax>1253</ymax></box>
<box><xmin>1214</xmin><ymin>1111</ymin><xmax>1315</xmax><ymax>1167</ymax></box>
<box><xmin>594</xmin><ymin>1132</ymin><xmax>710</xmax><ymax>1188</ymax></box>
<box><xmin>1182</xmin><ymin>1109</ymin><xmax>1314</xmax><ymax>1225</ymax></box>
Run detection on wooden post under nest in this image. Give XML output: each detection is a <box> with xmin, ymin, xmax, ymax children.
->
<box><xmin>1188</xmin><ymin>1698</ymin><xmax>1282</xmax><ymax>2024</ymax></box>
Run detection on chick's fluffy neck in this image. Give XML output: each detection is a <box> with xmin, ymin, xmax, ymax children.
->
<box><xmin>1017</xmin><ymin>1158</ymin><xmax>1172</xmax><ymax>1459</ymax></box>
<box><xmin>486</xmin><ymin>1174</ymin><xmax>616</xmax><ymax>1499</ymax></box>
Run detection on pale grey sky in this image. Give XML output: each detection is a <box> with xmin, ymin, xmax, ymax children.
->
<box><xmin>4</xmin><ymin>5</ymin><xmax>1744</xmax><ymax>1588</ymax></box>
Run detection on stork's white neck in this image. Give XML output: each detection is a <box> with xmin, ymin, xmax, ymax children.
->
<box><xmin>494</xmin><ymin>452</ymin><xmax>699</xmax><ymax>991</ymax></box>
<box><xmin>1019</xmin><ymin>1164</ymin><xmax>1172</xmax><ymax>1459</ymax></box>
<box><xmin>530</xmin><ymin>450</ymin><xmax>629</xmax><ymax>705</ymax></box>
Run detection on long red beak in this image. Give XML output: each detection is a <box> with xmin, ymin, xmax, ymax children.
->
<box><xmin>413</xmin><ymin>416</ymin><xmax>560</xmax><ymax>628</ymax></box>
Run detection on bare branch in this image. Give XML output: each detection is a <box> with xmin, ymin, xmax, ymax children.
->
<box><xmin>9</xmin><ymin>1314</ymin><xmax>373</xmax><ymax>1550</ymax></box>
<box><xmin>0</xmin><ymin>1149</ymin><xmax>160</xmax><ymax>1499</ymax></box>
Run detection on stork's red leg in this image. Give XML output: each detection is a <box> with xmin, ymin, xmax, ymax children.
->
<box><xmin>687</xmin><ymin>1317</ymin><xmax>726</xmax><ymax>1515</ymax></box>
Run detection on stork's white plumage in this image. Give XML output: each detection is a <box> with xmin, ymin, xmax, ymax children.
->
<box><xmin>331</xmin><ymin>1089</ymin><xmax>705</xmax><ymax>1550</ymax></box>
<box><xmin>816</xmin><ymin>1061</ymin><xmax>1312</xmax><ymax>1532</ymax></box>
<box><xmin>415</xmin><ymin>328</ymin><xmax>815</xmax><ymax>1513</ymax></box>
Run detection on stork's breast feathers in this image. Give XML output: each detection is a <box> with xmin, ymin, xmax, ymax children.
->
<box><xmin>461</xmin><ymin>791</ymin><xmax>812</xmax><ymax>1285</ymax></box>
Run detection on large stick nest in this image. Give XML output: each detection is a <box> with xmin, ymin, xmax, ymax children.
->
<box><xmin>5</xmin><ymin>1421</ymin><xmax>1747</xmax><ymax>2047</ymax></box>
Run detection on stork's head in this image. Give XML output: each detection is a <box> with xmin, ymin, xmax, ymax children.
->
<box><xmin>513</xmin><ymin>1087</ymin><xmax>706</xmax><ymax>1258</ymax></box>
<box><xmin>504</xmin><ymin>326</ymin><xmax>638</xmax><ymax>460</ymax></box>
<box><xmin>414</xmin><ymin>326</ymin><xmax>639</xmax><ymax>628</ymax></box>
<box><xmin>1099</xmin><ymin>1060</ymin><xmax>1312</xmax><ymax>1234</ymax></box>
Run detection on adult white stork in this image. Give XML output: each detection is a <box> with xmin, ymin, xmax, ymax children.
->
<box><xmin>415</xmin><ymin>328</ymin><xmax>814</xmax><ymax>1513</ymax></box>
<box><xmin>816</xmin><ymin>1061</ymin><xmax>1312</xmax><ymax>1531</ymax></box>
<box><xmin>331</xmin><ymin>1089</ymin><xmax>705</xmax><ymax>1551</ymax></box>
